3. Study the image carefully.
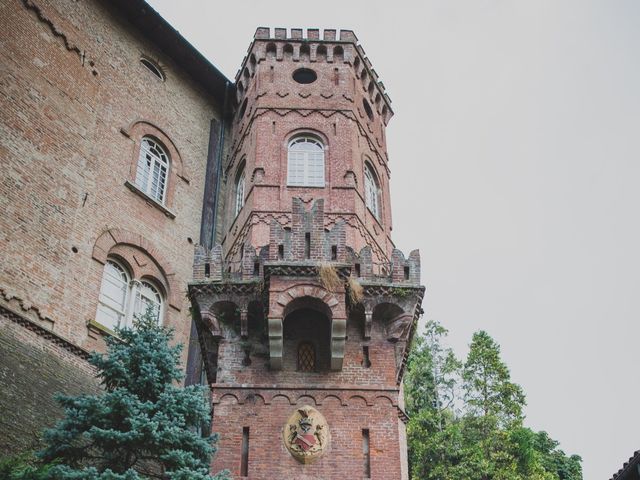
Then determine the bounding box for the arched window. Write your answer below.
[235,167,245,217]
[132,280,163,323]
[287,136,325,187]
[297,342,316,372]
[95,260,164,330]
[96,260,129,330]
[135,137,170,204]
[364,162,381,219]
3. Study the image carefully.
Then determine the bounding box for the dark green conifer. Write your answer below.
[37,310,228,480]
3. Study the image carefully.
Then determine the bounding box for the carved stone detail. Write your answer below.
[283,406,330,464]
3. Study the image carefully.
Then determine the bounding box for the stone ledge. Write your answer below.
[124,180,177,219]
[0,304,90,360]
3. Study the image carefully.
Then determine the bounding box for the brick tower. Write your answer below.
[189,27,424,479]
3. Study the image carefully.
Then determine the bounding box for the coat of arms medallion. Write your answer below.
[283,406,330,463]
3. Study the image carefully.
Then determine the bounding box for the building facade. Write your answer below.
[189,28,424,479]
[0,1,423,477]
[0,0,228,455]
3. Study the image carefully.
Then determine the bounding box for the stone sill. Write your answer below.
[124,180,176,219]
[87,318,120,339]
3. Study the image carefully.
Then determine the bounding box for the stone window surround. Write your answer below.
[120,120,189,218]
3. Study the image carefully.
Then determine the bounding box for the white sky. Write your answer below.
[146,1,640,478]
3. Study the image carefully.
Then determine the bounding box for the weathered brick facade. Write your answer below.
[0,0,227,455]
[1,2,424,476]
[189,28,424,479]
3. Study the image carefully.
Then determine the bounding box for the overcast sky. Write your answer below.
[146,1,640,478]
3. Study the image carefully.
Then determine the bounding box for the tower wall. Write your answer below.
[217,28,396,266]
[191,29,424,475]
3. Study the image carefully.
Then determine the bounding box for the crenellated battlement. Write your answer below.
[234,27,393,120]
[193,198,420,286]
[254,27,358,42]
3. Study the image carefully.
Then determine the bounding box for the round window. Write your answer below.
[292,68,317,84]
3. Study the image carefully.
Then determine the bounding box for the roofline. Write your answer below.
[103,0,232,102]
[610,450,640,480]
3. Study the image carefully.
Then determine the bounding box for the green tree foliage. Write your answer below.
[29,311,228,480]
[405,321,582,480]
[0,453,54,480]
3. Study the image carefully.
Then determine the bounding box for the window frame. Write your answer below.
[297,341,316,372]
[135,136,170,205]
[364,162,382,220]
[95,259,165,331]
[287,136,325,188]
[234,167,246,217]
[96,259,130,331]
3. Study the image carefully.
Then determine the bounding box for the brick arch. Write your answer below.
[92,228,180,310]
[270,393,294,405]
[319,393,345,406]
[271,283,343,320]
[268,283,347,371]
[295,394,318,406]
[373,395,396,407]
[244,393,266,406]
[218,393,239,405]
[347,395,369,407]
[284,127,331,152]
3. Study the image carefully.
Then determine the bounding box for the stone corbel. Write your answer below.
[201,311,223,339]
[364,308,373,340]
[330,317,347,370]
[240,306,249,338]
[386,312,413,342]
[268,317,283,369]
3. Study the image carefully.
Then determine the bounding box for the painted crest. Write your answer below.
[283,406,330,463]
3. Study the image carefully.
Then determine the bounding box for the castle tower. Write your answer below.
[189,28,424,479]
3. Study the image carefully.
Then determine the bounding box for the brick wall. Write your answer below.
[0,310,99,455]
[218,33,395,266]
[0,0,226,459]
[0,0,222,362]
[211,395,403,479]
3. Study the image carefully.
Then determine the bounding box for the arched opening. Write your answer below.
[316,44,327,62]
[212,300,241,336]
[283,43,294,59]
[373,302,407,341]
[283,296,332,372]
[362,98,374,121]
[238,97,248,120]
[299,44,310,61]
[333,45,344,63]
[266,43,277,59]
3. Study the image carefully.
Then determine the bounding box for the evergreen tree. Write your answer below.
[37,311,228,480]
[462,331,526,426]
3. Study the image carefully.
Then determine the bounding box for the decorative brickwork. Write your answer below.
[190,27,424,479]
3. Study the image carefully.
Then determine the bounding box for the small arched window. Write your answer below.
[135,137,170,204]
[364,162,381,219]
[95,260,165,330]
[132,280,163,324]
[287,136,325,187]
[96,260,129,330]
[235,167,246,217]
[297,342,316,372]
